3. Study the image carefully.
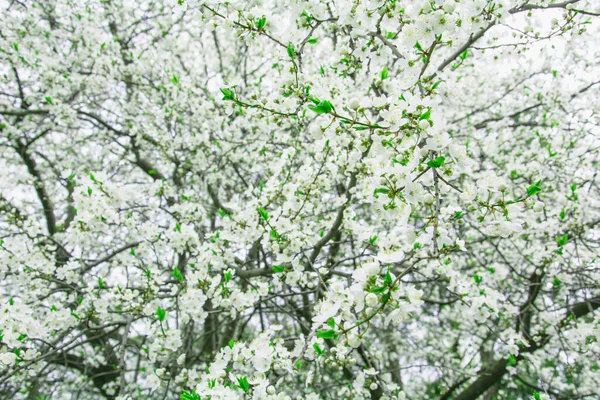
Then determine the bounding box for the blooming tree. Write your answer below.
[1,0,599,399]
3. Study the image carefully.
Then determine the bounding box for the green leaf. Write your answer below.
[553,276,562,287]
[373,188,390,198]
[419,108,431,120]
[313,343,324,355]
[316,329,336,339]
[287,42,295,59]
[427,156,445,169]
[556,234,568,247]
[237,376,250,393]
[256,16,266,30]
[526,180,542,197]
[380,66,389,80]
[559,209,566,220]
[156,306,166,322]
[369,235,378,245]
[473,274,483,284]
[180,390,201,400]
[257,207,269,221]
[326,317,336,328]
[45,96,53,105]
[307,37,318,44]
[173,267,184,282]
[459,49,468,60]
[308,100,334,114]
[220,88,235,101]
[384,270,393,286]
[97,277,104,289]
[308,96,321,105]
[382,292,390,303]
[367,286,386,294]
[507,354,517,366]
[272,265,285,273]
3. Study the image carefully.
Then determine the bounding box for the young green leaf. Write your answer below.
[220,88,235,101]
[181,390,201,400]
[373,188,390,198]
[380,66,389,80]
[526,180,542,197]
[427,156,445,168]
[272,265,285,273]
[556,234,568,247]
[369,235,378,245]
[256,16,266,30]
[313,343,324,355]
[257,207,269,221]
[237,376,250,393]
[553,276,562,287]
[316,329,336,339]
[156,306,166,322]
[173,267,184,282]
[308,100,334,114]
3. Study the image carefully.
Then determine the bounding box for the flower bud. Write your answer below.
[347,333,361,348]
[365,293,378,307]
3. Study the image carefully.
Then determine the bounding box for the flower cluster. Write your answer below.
[0,0,599,399]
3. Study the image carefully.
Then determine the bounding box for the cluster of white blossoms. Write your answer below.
[1,0,600,399]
